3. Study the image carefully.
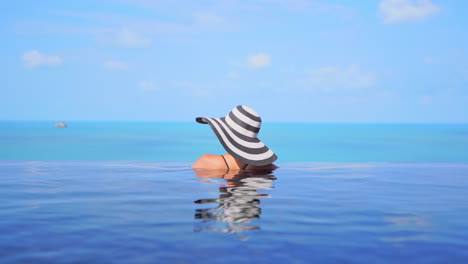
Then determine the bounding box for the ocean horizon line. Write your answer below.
[2,120,468,125]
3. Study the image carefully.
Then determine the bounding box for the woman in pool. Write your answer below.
[192,105,278,171]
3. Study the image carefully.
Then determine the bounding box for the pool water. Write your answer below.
[1,161,468,263]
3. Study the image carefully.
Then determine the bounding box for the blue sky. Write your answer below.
[1,0,467,122]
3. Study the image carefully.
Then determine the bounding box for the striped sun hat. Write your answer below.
[196,105,277,166]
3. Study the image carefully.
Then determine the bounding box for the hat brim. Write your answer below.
[196,117,208,124]
[196,117,277,166]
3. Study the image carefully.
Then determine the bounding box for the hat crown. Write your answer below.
[225,105,262,138]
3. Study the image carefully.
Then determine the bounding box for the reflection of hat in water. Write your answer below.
[196,105,277,166]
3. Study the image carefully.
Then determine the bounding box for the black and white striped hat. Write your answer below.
[196,105,277,166]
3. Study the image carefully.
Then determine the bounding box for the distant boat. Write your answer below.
[55,121,68,128]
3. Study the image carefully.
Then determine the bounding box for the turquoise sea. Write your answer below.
[2,121,468,263]
[1,121,468,162]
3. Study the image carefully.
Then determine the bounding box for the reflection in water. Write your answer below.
[193,169,277,240]
[382,211,433,242]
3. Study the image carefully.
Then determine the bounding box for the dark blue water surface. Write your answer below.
[1,161,468,263]
[1,121,468,162]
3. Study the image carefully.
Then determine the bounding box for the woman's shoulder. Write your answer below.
[192,154,226,169]
[192,153,278,171]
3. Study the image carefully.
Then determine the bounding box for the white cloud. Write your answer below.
[21,50,63,68]
[422,56,434,64]
[247,53,271,68]
[258,0,355,18]
[191,89,212,97]
[379,0,440,24]
[462,69,468,80]
[103,60,128,70]
[307,65,375,92]
[192,12,228,30]
[227,71,239,79]
[138,81,158,91]
[169,80,216,97]
[419,95,432,104]
[114,28,151,48]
